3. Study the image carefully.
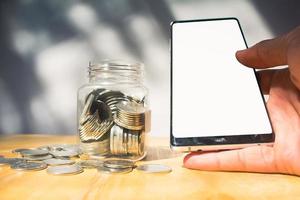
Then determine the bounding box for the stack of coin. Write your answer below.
[97,159,135,174]
[79,111,113,143]
[114,101,146,131]
[78,89,124,146]
[96,90,128,114]
[19,149,53,161]
[110,125,144,156]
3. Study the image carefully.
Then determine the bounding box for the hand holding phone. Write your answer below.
[182,20,300,176]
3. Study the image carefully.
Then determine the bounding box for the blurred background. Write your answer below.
[0,0,299,136]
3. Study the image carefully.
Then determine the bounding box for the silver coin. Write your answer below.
[116,101,146,114]
[12,148,32,154]
[11,161,47,171]
[103,159,135,169]
[20,149,49,157]
[23,154,53,161]
[37,146,51,151]
[8,158,27,165]
[47,164,83,175]
[50,150,79,158]
[49,144,80,153]
[97,165,132,174]
[77,160,104,168]
[43,158,75,166]
[135,164,172,173]
[0,157,11,166]
[0,158,26,166]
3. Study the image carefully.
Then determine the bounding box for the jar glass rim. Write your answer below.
[89,60,143,72]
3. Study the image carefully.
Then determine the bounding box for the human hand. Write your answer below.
[184,27,300,175]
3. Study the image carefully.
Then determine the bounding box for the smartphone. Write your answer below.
[170,18,274,152]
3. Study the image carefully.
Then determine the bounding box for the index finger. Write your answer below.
[236,36,288,68]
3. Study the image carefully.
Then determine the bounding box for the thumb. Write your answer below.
[236,36,288,68]
[183,146,277,173]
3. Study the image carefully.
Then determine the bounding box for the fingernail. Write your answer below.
[236,49,247,55]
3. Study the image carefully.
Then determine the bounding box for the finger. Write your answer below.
[183,146,277,173]
[256,69,277,94]
[236,36,288,68]
[287,35,300,90]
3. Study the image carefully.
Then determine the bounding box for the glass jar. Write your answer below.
[77,60,150,160]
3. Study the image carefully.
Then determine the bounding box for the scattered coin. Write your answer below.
[11,161,47,171]
[49,144,81,152]
[23,154,53,161]
[136,164,172,173]
[43,158,75,166]
[20,149,49,157]
[0,157,11,166]
[50,150,79,158]
[37,146,51,151]
[77,160,104,168]
[103,159,135,169]
[0,158,26,166]
[12,148,31,154]
[47,164,83,175]
[97,165,133,174]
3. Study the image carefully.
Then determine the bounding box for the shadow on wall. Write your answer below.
[0,0,174,135]
[251,0,300,35]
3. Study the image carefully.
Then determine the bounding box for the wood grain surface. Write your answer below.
[0,134,300,200]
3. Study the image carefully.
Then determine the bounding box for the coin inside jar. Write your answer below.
[114,101,146,131]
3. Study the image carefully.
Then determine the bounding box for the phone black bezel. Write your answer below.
[170,17,274,147]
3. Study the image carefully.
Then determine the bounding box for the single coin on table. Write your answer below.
[103,159,135,169]
[50,150,79,158]
[77,160,104,168]
[20,149,49,157]
[23,154,53,161]
[0,158,11,166]
[12,148,32,154]
[47,164,83,175]
[48,144,81,152]
[97,165,133,174]
[0,158,26,166]
[10,161,47,171]
[43,158,75,166]
[135,164,172,173]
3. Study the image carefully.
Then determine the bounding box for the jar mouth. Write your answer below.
[89,60,143,72]
[88,60,144,83]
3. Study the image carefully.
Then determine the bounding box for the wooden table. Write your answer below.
[1,134,300,200]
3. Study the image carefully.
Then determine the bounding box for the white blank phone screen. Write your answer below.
[172,19,272,138]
